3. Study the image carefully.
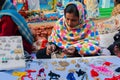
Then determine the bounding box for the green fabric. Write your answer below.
[98,7,113,18]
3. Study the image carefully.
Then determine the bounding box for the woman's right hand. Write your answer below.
[46,44,56,55]
[62,46,76,56]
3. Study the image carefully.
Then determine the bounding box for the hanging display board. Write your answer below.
[0,36,25,70]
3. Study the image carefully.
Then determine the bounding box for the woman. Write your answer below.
[0,0,34,55]
[112,0,120,16]
[36,1,100,59]
[108,31,120,57]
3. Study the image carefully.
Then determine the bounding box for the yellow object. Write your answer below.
[48,0,57,11]
[84,0,87,5]
[12,71,27,80]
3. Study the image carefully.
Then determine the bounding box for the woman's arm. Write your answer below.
[77,21,100,55]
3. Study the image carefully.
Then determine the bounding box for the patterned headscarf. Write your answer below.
[67,1,87,24]
[48,1,100,55]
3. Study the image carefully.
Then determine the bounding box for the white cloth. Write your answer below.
[99,31,118,48]
[101,48,111,56]
[28,0,40,10]
[85,0,99,18]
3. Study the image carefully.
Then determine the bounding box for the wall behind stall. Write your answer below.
[99,0,114,8]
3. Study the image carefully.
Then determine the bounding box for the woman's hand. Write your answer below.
[63,46,76,55]
[46,44,56,55]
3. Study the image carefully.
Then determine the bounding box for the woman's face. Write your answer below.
[114,45,120,57]
[65,13,79,28]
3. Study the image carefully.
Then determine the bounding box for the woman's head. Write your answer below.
[64,1,87,28]
[64,4,79,28]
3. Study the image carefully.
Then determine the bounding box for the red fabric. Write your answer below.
[19,0,28,18]
[0,15,32,54]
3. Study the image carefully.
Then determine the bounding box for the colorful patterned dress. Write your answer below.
[48,1,100,56]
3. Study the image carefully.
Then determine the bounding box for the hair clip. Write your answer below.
[17,45,22,48]
[115,67,120,72]
[93,77,101,80]
[4,48,10,51]
[15,55,20,60]
[5,44,11,47]
[36,75,46,80]
[58,61,69,67]
[91,58,106,65]
[75,63,80,68]
[10,50,14,54]
[103,61,112,66]
[7,56,14,60]
[25,70,36,80]
[37,68,46,77]
[90,64,114,76]
[51,61,57,66]
[81,59,89,64]
[20,55,25,59]
[37,60,43,66]
[90,69,101,80]
[2,57,8,63]
[76,69,86,77]
[12,40,15,42]
[1,39,6,42]
[12,71,27,80]
[71,60,76,64]
[67,72,76,80]
[14,49,22,54]
[16,39,22,43]
[8,40,11,43]
[0,53,5,57]
[90,69,99,77]
[0,47,3,50]
[48,71,60,80]
[104,74,120,80]
[25,59,33,62]
[55,64,66,71]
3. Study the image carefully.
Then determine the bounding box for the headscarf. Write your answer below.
[48,1,100,55]
[0,0,34,44]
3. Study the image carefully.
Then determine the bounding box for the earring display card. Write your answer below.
[0,36,25,70]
